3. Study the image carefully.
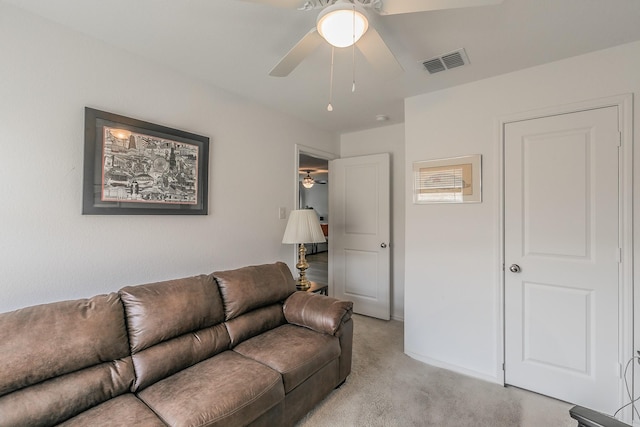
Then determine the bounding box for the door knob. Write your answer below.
[509,264,521,273]
[380,243,387,248]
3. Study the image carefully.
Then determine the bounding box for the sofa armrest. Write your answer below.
[283,292,353,336]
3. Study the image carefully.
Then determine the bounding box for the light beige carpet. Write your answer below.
[297,314,577,427]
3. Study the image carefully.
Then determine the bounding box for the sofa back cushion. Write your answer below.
[0,293,135,426]
[120,274,230,391]
[224,304,286,347]
[213,262,296,321]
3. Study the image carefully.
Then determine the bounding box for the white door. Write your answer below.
[330,153,390,320]
[504,106,621,413]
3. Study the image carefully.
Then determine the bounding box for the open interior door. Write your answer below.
[330,153,390,320]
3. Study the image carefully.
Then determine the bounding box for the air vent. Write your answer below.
[422,58,446,74]
[421,48,470,74]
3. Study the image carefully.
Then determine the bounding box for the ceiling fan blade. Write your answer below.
[378,0,503,15]
[235,0,303,9]
[269,28,323,77]
[356,26,403,76]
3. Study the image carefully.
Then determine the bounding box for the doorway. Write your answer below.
[500,97,633,416]
[297,149,333,286]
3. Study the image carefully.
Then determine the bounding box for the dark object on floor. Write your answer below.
[569,405,631,427]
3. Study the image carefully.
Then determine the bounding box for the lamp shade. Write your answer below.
[282,210,326,244]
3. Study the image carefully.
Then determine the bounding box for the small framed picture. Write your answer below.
[413,154,482,204]
[83,108,209,215]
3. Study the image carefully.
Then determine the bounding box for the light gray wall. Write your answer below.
[341,124,405,321]
[404,40,640,383]
[0,3,338,313]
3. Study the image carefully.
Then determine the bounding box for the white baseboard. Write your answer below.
[404,350,502,385]
[391,314,404,322]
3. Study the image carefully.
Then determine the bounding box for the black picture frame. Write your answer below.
[83,107,209,215]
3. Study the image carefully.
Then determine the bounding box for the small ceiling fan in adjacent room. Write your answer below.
[236,0,504,77]
[300,170,328,188]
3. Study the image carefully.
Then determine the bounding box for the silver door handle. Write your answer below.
[380,243,387,248]
[509,264,521,273]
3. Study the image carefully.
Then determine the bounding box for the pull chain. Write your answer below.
[327,46,335,112]
[352,4,356,93]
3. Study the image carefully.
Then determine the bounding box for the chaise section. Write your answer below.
[0,294,139,426]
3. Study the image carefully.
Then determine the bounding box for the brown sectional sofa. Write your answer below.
[0,262,353,427]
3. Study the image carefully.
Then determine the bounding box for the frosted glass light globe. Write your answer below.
[317,4,368,48]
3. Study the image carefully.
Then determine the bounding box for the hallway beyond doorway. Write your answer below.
[306,251,328,286]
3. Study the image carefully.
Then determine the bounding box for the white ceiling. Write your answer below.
[6,0,640,134]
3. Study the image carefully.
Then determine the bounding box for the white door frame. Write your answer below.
[496,94,633,415]
[294,144,338,287]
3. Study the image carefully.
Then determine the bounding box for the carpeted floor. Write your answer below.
[297,314,577,427]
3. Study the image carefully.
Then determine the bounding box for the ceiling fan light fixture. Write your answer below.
[317,2,369,48]
[302,171,315,188]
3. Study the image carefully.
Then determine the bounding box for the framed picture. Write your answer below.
[413,154,482,204]
[83,107,209,215]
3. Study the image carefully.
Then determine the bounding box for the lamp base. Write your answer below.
[296,277,311,291]
[295,243,311,290]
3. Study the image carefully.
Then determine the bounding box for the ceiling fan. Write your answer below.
[300,170,327,188]
[237,0,503,77]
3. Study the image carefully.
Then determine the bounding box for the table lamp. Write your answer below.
[282,209,326,290]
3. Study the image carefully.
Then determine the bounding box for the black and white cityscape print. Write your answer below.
[101,127,199,205]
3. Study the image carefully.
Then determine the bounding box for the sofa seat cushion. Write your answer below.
[137,351,284,427]
[57,394,165,427]
[233,324,340,394]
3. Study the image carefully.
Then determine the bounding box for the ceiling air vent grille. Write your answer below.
[422,58,446,74]
[421,49,470,74]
